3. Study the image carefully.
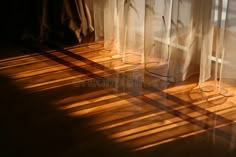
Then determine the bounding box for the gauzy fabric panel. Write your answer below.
[93,0,145,63]
[94,0,235,96]
[145,0,215,82]
[220,0,236,96]
[93,0,105,41]
[94,0,215,82]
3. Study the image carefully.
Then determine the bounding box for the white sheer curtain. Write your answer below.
[93,0,236,96]
[220,0,236,96]
[145,0,215,83]
[94,0,145,63]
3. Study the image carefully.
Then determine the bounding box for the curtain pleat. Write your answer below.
[40,0,94,42]
[94,0,145,63]
[220,0,236,96]
[93,0,105,41]
[145,0,215,82]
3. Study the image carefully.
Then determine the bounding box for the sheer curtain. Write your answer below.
[93,0,236,96]
[145,0,215,83]
[220,0,236,96]
[94,0,145,63]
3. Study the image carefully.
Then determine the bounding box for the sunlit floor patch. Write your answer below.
[1,42,236,154]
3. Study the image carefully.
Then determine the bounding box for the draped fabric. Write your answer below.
[220,0,236,96]
[94,0,145,63]
[93,0,236,96]
[145,0,215,83]
[40,0,94,42]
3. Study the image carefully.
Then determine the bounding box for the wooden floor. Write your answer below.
[0,42,236,157]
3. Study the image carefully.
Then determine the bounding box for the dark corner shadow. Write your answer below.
[0,75,132,157]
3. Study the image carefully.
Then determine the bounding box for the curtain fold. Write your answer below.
[220,0,236,96]
[41,0,94,42]
[94,0,145,63]
[93,0,235,96]
[145,0,215,83]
